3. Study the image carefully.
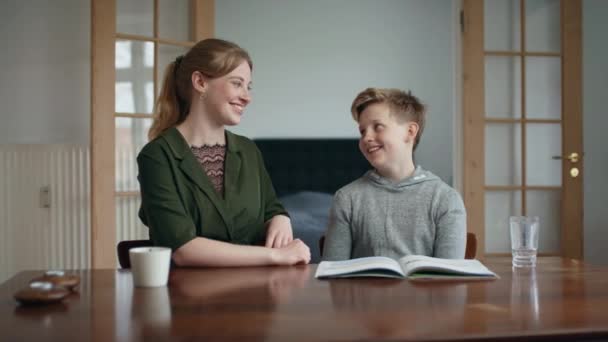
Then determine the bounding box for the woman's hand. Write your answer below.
[265,215,293,248]
[270,239,311,265]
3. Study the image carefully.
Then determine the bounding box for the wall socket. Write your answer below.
[39,186,51,208]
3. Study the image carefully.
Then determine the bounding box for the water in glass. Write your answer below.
[510,216,539,267]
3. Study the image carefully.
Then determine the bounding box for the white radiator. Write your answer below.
[116,195,149,243]
[115,144,149,243]
[0,144,91,283]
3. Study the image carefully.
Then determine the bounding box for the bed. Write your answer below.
[255,139,370,262]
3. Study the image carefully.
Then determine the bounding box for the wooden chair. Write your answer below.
[319,232,477,259]
[116,240,153,268]
[464,232,477,259]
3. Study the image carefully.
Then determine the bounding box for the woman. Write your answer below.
[138,38,310,266]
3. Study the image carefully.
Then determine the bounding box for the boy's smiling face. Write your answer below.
[357,103,415,178]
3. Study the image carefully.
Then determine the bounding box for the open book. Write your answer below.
[315,255,498,280]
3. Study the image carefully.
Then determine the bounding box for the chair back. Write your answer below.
[116,240,153,268]
[319,232,478,259]
[465,232,477,259]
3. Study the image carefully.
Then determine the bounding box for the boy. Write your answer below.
[322,88,466,261]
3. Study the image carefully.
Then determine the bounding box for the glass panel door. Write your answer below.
[483,0,562,255]
[115,1,196,244]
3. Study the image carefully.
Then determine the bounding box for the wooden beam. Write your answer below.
[485,186,561,191]
[485,51,561,57]
[520,0,527,216]
[91,0,116,268]
[192,0,215,41]
[115,113,154,119]
[485,118,562,124]
[115,33,195,47]
[462,0,486,256]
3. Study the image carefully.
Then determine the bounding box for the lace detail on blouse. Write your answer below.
[190,144,226,197]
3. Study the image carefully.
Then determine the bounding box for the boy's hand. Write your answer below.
[265,215,293,248]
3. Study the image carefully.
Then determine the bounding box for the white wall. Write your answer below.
[216,0,456,184]
[0,0,90,145]
[583,0,608,265]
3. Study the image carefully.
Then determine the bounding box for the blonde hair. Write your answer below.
[148,38,253,140]
[350,88,426,150]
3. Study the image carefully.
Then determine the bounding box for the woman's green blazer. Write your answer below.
[137,127,287,251]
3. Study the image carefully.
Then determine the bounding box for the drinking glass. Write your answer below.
[510,216,539,267]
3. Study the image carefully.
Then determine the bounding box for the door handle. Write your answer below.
[552,152,580,163]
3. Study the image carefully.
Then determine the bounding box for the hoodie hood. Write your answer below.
[365,165,440,191]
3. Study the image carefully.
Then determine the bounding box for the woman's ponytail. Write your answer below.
[148,59,186,140]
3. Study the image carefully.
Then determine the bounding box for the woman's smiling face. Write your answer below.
[203,60,252,126]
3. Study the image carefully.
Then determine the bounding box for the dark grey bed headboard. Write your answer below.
[254,139,371,196]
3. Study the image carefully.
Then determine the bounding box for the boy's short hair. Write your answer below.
[351,88,426,150]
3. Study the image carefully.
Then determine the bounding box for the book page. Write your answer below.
[315,256,405,278]
[397,255,497,278]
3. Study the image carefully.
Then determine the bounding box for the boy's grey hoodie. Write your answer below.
[322,166,467,261]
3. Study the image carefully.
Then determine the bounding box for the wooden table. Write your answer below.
[1,257,608,341]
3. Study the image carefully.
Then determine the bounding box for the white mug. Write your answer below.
[129,247,171,287]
